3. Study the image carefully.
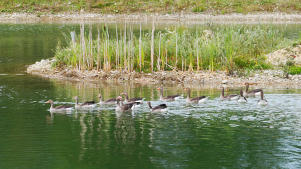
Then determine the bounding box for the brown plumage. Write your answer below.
[98,94,117,105]
[45,99,73,112]
[243,83,263,97]
[157,87,180,101]
[121,92,143,103]
[147,101,167,112]
[115,96,138,112]
[185,88,208,103]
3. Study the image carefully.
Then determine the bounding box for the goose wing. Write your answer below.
[191,96,206,101]
[128,101,142,105]
[105,98,117,103]
[129,97,143,102]
[163,96,175,101]
[55,105,73,109]
[123,102,135,111]
[227,94,238,98]
[249,89,262,93]
[153,104,167,110]
[167,94,180,99]
[80,101,95,106]
[226,94,239,100]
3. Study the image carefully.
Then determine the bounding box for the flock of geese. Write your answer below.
[45,82,268,113]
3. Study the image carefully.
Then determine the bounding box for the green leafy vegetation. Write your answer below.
[289,66,301,75]
[281,55,299,78]
[0,0,300,14]
[53,24,298,73]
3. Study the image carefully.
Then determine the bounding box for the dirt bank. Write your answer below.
[26,59,301,89]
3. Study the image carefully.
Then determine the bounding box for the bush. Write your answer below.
[289,66,301,75]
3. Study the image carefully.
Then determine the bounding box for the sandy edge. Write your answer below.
[1,12,301,24]
[26,59,301,89]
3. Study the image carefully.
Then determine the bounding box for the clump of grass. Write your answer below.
[53,24,298,73]
[289,66,301,75]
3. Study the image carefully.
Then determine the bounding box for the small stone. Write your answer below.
[221,80,228,84]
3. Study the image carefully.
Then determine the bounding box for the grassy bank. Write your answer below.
[53,24,300,74]
[0,0,300,14]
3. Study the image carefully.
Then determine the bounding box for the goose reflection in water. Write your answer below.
[115,110,136,146]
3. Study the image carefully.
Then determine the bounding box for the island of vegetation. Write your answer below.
[1,0,299,89]
[27,23,301,89]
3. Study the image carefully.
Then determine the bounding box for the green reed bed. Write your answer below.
[54,24,299,73]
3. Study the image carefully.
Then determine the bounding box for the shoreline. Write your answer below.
[1,12,301,24]
[26,59,301,89]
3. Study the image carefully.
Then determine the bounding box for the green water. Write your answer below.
[1,23,301,169]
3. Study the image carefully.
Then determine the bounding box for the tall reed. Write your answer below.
[151,19,155,72]
[54,24,298,73]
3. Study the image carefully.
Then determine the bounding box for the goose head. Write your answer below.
[45,100,53,104]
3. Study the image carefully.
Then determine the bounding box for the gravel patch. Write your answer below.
[27,58,301,89]
[266,45,301,66]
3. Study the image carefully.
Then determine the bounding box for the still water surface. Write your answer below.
[0,24,301,169]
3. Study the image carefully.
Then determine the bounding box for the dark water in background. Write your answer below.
[0,23,301,169]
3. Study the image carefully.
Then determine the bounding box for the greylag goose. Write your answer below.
[120,93,143,109]
[157,87,181,101]
[220,87,239,100]
[115,96,137,112]
[121,92,144,103]
[73,96,96,109]
[147,101,167,112]
[98,94,117,105]
[185,88,208,104]
[243,82,263,97]
[258,91,268,105]
[237,89,247,103]
[45,99,73,112]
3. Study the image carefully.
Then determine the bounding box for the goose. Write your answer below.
[243,82,263,97]
[98,94,117,105]
[147,101,167,112]
[115,96,137,112]
[157,87,181,101]
[121,92,144,103]
[237,89,247,103]
[45,99,73,112]
[185,88,208,104]
[220,87,239,100]
[258,91,268,105]
[73,96,96,109]
[120,93,143,109]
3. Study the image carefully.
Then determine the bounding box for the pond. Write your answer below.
[0,23,301,169]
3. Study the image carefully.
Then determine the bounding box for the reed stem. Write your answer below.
[151,19,155,72]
